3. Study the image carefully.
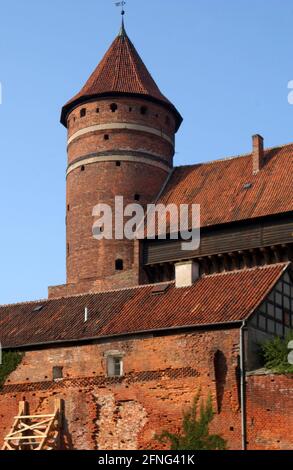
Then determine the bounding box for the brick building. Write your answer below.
[0,20,293,450]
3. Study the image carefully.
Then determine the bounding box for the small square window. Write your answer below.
[53,366,63,380]
[107,356,123,377]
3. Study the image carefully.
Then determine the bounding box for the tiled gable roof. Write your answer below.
[157,143,293,231]
[0,264,288,349]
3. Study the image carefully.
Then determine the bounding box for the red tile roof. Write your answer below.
[61,28,182,129]
[156,143,293,232]
[0,264,288,349]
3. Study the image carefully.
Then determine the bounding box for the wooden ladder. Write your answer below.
[2,399,63,450]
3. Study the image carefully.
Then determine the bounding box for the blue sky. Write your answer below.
[0,0,292,304]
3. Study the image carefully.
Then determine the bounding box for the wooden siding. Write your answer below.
[143,215,293,266]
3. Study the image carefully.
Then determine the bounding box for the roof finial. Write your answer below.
[115,1,127,37]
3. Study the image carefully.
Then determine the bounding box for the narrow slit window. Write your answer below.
[81,165,85,172]
[80,108,86,118]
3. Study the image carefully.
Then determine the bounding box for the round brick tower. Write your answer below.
[60,21,182,294]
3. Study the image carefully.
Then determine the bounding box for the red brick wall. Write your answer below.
[0,330,242,450]
[246,372,293,450]
[63,96,176,293]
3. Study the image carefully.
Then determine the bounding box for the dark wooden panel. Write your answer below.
[143,215,293,265]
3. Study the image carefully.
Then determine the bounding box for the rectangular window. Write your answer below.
[53,366,63,380]
[107,356,123,377]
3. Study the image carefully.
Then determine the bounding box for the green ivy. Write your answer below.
[155,391,227,450]
[0,351,24,389]
[261,331,293,374]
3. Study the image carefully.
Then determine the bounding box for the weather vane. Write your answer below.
[115,1,126,17]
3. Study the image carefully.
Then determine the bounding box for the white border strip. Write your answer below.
[67,154,171,176]
[67,122,174,146]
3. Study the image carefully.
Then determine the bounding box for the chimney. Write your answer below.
[175,261,200,288]
[252,134,264,174]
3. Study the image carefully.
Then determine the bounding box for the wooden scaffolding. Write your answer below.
[2,399,63,451]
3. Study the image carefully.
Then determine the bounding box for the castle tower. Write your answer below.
[58,21,182,296]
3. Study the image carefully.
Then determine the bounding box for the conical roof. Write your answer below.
[61,25,182,129]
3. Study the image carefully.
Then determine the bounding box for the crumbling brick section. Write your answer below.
[94,393,148,450]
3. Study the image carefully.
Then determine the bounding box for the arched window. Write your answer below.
[80,108,86,118]
[110,103,118,113]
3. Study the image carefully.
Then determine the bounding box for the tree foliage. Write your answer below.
[156,391,227,450]
[261,331,293,374]
[0,351,24,388]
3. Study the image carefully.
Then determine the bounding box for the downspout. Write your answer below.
[240,320,247,450]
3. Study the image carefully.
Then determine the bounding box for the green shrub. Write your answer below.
[155,391,227,450]
[0,351,24,388]
[261,331,293,374]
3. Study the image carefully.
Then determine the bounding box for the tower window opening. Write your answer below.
[104,134,110,141]
[67,243,70,256]
[134,194,140,201]
[116,161,121,167]
[67,205,70,212]
[80,108,86,118]
[81,165,85,172]
[110,103,118,113]
[96,107,100,113]
[140,106,148,115]
[115,259,124,271]
[129,107,132,112]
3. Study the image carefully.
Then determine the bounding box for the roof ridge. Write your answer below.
[203,262,289,279]
[175,141,293,169]
[0,281,173,308]
[1,264,288,309]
